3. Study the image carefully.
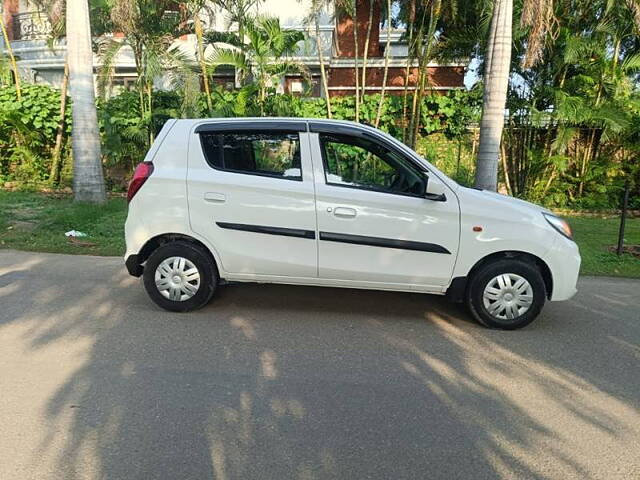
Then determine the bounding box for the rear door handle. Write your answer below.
[204,192,226,203]
[332,207,357,218]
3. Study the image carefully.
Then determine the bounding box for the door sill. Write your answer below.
[222,273,445,295]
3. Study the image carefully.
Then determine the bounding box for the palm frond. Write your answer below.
[96,38,125,98]
[205,46,249,71]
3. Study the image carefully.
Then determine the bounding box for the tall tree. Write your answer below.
[305,0,333,117]
[360,0,374,103]
[214,0,263,85]
[97,1,196,146]
[206,15,307,115]
[0,10,21,99]
[66,0,106,203]
[32,0,69,186]
[374,0,393,127]
[474,0,512,191]
[193,3,213,115]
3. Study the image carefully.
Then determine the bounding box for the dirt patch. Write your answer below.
[608,245,640,258]
[7,220,38,231]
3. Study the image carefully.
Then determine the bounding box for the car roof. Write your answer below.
[184,117,389,138]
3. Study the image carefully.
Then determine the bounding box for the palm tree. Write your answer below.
[66,0,106,202]
[31,0,68,186]
[408,0,442,149]
[350,0,360,121]
[0,9,21,99]
[475,0,638,192]
[400,0,416,143]
[360,0,375,104]
[191,1,214,115]
[333,0,360,121]
[97,0,197,146]
[214,0,263,85]
[206,15,307,115]
[374,0,393,127]
[474,0,512,191]
[305,0,333,117]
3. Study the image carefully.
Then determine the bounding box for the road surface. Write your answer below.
[0,250,639,479]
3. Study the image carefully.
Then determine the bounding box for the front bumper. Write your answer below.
[546,234,581,301]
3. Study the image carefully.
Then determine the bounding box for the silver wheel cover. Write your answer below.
[482,273,534,320]
[155,256,201,301]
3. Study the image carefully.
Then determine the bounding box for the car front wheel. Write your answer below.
[466,258,546,330]
[143,241,218,312]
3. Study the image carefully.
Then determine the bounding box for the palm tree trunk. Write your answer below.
[67,0,106,203]
[360,0,374,104]
[146,82,154,144]
[407,10,427,148]
[352,0,360,122]
[0,13,21,100]
[475,0,512,191]
[50,61,69,187]
[410,0,440,149]
[132,43,147,133]
[401,0,416,143]
[314,13,332,118]
[194,14,213,115]
[374,0,392,128]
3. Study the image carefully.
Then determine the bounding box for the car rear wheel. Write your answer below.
[143,241,218,312]
[466,258,546,330]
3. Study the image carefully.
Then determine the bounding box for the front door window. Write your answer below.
[319,133,425,196]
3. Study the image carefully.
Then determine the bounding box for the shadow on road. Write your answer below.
[0,251,638,479]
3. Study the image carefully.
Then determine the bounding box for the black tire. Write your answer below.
[465,258,546,330]
[143,241,218,312]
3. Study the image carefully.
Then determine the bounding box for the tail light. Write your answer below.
[127,162,154,203]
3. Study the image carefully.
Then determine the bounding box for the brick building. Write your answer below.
[1,0,466,96]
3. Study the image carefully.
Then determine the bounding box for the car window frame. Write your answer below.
[317,132,428,198]
[198,129,305,182]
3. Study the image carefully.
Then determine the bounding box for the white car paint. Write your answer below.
[125,118,580,302]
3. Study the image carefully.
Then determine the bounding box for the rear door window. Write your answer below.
[200,131,302,180]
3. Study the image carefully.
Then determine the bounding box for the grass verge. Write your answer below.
[1,191,639,277]
[0,191,126,256]
[569,215,640,277]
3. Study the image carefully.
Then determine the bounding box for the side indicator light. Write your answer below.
[473,226,483,232]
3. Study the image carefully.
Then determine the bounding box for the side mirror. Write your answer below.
[424,176,447,202]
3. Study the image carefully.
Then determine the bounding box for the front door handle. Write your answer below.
[333,207,357,218]
[204,192,226,203]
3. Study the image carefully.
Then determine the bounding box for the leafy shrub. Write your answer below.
[0,84,70,186]
[99,90,182,171]
[204,86,481,140]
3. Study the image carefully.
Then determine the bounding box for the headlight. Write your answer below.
[543,213,573,241]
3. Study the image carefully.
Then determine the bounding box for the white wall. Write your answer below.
[208,0,334,31]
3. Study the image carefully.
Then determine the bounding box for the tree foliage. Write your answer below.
[0,85,71,185]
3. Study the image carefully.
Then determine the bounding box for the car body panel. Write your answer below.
[124,117,581,303]
[186,122,318,278]
[308,131,460,288]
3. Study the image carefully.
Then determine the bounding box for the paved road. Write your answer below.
[0,250,639,480]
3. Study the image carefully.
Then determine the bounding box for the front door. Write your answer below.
[187,122,317,278]
[309,129,460,289]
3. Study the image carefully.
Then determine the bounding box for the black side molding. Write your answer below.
[216,222,316,239]
[319,232,451,254]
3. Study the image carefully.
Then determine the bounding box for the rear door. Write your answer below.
[309,123,460,289]
[187,121,318,278]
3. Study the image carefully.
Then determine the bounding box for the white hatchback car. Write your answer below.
[124,118,580,329]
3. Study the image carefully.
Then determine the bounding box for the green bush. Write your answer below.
[0,84,70,186]
[205,86,481,141]
[99,90,182,171]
